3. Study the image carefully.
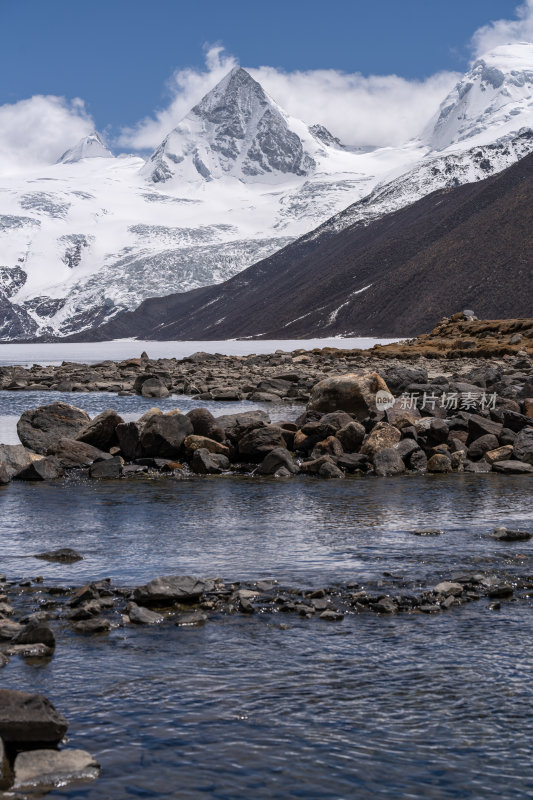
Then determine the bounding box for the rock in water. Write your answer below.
[0,444,32,479]
[17,403,90,455]
[34,548,83,563]
[0,690,68,745]
[76,409,124,450]
[139,413,193,458]
[13,748,100,791]
[133,575,210,606]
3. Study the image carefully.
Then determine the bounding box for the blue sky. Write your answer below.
[0,0,522,128]
[0,0,532,170]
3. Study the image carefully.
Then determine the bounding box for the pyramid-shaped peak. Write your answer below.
[141,66,319,184]
[58,131,114,164]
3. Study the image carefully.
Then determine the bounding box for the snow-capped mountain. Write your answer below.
[428,42,533,150]
[58,132,114,164]
[1,44,533,341]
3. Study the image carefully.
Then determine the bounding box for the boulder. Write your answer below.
[484,445,514,465]
[381,365,428,393]
[373,448,406,477]
[300,455,335,474]
[318,461,344,479]
[12,620,55,649]
[336,453,369,472]
[191,449,230,475]
[514,427,533,465]
[360,422,401,458]
[48,439,111,468]
[256,447,298,476]
[308,372,391,419]
[502,409,531,433]
[125,603,164,624]
[186,408,225,442]
[183,435,230,456]
[13,749,100,792]
[238,425,286,461]
[311,436,343,459]
[407,449,428,472]
[18,455,63,481]
[77,409,124,450]
[141,377,170,398]
[116,421,143,461]
[0,444,33,479]
[491,527,531,541]
[427,454,452,473]
[336,421,365,452]
[0,690,68,745]
[467,414,502,442]
[17,403,90,455]
[467,434,500,461]
[133,575,210,606]
[140,413,193,458]
[493,460,533,474]
[215,410,270,443]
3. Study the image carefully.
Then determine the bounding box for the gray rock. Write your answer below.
[0,444,32,479]
[373,447,406,477]
[308,372,391,418]
[215,410,270,443]
[17,402,90,455]
[0,689,68,745]
[491,526,531,541]
[464,460,493,473]
[18,455,63,481]
[141,377,170,398]
[89,455,123,479]
[467,414,502,441]
[336,421,366,452]
[493,460,533,474]
[434,581,463,596]
[13,748,100,791]
[72,617,112,634]
[77,409,124,450]
[408,449,428,472]
[126,602,164,624]
[318,461,344,479]
[336,453,369,472]
[467,433,500,461]
[133,575,210,606]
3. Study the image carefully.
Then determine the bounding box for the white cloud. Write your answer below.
[471,0,533,56]
[119,45,460,150]
[0,95,94,175]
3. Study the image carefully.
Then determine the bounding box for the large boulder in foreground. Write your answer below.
[17,403,90,455]
[0,689,68,745]
[48,439,111,468]
[133,575,210,606]
[308,373,391,419]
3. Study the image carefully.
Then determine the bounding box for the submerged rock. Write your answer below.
[13,748,100,791]
[34,547,83,563]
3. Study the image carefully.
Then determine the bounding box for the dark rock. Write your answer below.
[34,548,83,563]
[336,453,369,472]
[0,689,68,745]
[116,421,143,461]
[18,456,63,481]
[464,460,493,473]
[487,584,514,599]
[72,618,112,634]
[467,434,500,461]
[125,603,164,624]
[394,439,420,460]
[133,575,210,606]
[373,447,406,477]
[48,438,111,468]
[17,402,90,455]
[256,447,298,475]
[318,461,344,479]
[502,409,532,433]
[491,527,531,541]
[12,620,55,649]
[77,409,124,450]
[336,421,365,452]
[408,449,428,472]
[427,454,452,473]
[186,408,225,442]
[175,610,208,626]
[238,425,286,460]
[216,410,270,443]
[467,414,502,441]
[140,412,193,458]
[89,456,123,479]
[429,419,449,444]
[514,427,533,465]
[191,448,229,474]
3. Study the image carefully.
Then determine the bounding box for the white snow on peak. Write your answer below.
[427,41,533,151]
[141,67,350,185]
[58,131,114,164]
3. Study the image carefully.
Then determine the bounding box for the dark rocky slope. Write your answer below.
[68,151,533,341]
